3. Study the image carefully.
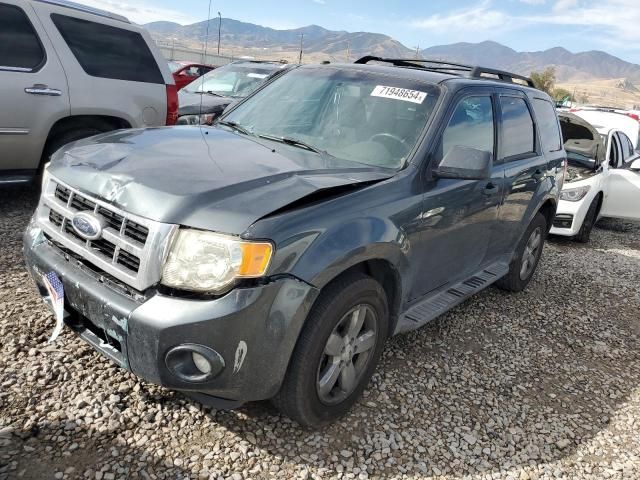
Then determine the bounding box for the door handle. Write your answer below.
[532,169,545,181]
[25,85,62,96]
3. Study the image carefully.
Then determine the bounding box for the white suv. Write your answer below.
[0,0,177,185]
[550,110,640,242]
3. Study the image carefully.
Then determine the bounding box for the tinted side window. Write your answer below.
[500,96,535,159]
[440,96,495,160]
[619,132,634,161]
[532,98,562,152]
[0,4,44,71]
[51,14,163,84]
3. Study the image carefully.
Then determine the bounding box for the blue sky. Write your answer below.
[81,0,640,63]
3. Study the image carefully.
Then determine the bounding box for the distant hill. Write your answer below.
[421,41,640,83]
[144,19,640,83]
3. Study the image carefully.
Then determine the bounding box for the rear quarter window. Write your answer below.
[532,98,562,153]
[51,14,163,84]
[0,4,45,71]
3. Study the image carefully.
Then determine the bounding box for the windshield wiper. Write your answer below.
[218,121,252,136]
[199,90,224,97]
[257,134,325,154]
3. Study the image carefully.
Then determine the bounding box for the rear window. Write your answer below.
[532,98,562,152]
[0,4,44,71]
[500,96,535,159]
[51,14,163,84]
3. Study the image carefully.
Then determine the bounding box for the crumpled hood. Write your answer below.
[49,127,392,234]
[178,90,233,115]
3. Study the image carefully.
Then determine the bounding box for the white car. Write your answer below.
[550,111,640,242]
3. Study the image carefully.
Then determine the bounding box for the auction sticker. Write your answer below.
[371,85,427,104]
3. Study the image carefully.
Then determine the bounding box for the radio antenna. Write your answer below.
[198,0,213,122]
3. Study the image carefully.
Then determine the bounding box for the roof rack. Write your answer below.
[34,0,130,23]
[354,56,536,88]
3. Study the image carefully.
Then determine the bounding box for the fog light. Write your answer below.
[165,344,225,382]
[192,351,212,374]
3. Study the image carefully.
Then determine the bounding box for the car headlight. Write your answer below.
[560,185,591,202]
[176,113,217,126]
[162,230,273,293]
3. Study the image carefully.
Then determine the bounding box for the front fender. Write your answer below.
[287,216,410,289]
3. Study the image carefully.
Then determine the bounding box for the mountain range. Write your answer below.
[144,18,640,83]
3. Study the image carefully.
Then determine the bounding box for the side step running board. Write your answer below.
[396,262,509,333]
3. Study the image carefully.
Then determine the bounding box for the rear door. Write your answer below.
[31,3,170,127]
[0,0,68,175]
[495,91,551,254]
[600,132,640,220]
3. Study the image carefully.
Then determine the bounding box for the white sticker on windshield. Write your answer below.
[371,85,427,104]
[247,73,268,79]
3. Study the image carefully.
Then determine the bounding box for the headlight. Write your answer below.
[162,230,273,293]
[176,113,217,126]
[560,185,591,202]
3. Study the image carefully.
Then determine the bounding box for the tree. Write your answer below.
[530,67,556,96]
[552,87,574,104]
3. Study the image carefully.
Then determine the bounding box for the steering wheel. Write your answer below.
[369,133,406,152]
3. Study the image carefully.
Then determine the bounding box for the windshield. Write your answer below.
[168,61,182,73]
[222,66,440,169]
[183,63,279,97]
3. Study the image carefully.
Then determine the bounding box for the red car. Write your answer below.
[168,61,216,90]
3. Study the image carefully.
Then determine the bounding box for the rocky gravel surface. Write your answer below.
[1,186,639,480]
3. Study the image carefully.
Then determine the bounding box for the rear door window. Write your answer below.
[532,98,562,152]
[51,14,163,84]
[500,96,536,159]
[0,4,45,71]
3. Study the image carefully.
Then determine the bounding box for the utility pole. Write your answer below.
[217,12,222,55]
[346,40,350,62]
[414,45,420,59]
[299,33,304,64]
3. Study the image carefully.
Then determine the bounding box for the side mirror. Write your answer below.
[631,158,640,171]
[433,145,492,180]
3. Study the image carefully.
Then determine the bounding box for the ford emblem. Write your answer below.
[71,212,103,240]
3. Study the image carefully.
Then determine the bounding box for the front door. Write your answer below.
[601,132,640,220]
[0,0,68,176]
[410,90,503,300]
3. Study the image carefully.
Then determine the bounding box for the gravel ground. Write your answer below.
[1,186,639,480]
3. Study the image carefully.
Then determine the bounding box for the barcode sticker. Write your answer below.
[371,85,427,104]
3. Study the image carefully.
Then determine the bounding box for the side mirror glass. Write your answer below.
[433,145,492,180]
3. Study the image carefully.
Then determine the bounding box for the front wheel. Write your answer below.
[273,273,388,428]
[574,196,600,243]
[495,212,547,292]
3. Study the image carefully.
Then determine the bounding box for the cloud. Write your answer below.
[411,1,511,33]
[75,0,199,25]
[411,0,640,54]
[312,0,326,4]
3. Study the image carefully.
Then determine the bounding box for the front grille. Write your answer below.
[36,176,176,291]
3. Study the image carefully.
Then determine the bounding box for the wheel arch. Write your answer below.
[41,115,132,163]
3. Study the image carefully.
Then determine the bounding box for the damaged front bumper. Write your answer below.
[23,221,319,407]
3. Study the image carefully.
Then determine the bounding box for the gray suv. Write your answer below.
[0,0,176,185]
[24,57,565,427]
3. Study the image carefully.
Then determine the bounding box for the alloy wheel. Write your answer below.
[520,227,542,280]
[316,304,378,405]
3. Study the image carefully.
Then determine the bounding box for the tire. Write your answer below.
[495,212,547,292]
[574,196,600,243]
[273,273,388,428]
[43,123,112,161]
[35,120,115,187]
